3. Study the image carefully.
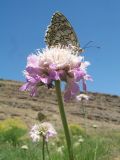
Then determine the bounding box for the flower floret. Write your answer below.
[20,46,91,101]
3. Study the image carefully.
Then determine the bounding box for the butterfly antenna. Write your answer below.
[82,41,100,49]
[82,41,93,49]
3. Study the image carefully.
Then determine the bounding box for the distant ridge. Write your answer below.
[0,79,120,129]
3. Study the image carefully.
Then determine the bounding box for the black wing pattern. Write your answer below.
[45,12,83,54]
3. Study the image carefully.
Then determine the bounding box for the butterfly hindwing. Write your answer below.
[45,12,80,52]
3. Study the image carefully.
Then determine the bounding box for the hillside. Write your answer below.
[0,79,120,130]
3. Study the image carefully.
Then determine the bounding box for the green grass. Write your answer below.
[0,129,120,160]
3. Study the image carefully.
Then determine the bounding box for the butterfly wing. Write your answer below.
[45,12,82,53]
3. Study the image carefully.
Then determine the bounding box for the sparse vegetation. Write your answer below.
[0,80,120,159]
[0,124,120,160]
[0,118,27,146]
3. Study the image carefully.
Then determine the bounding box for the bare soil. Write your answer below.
[0,79,120,130]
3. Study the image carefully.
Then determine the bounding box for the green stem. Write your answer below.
[94,139,98,160]
[94,129,98,160]
[46,142,51,160]
[55,80,74,160]
[42,136,45,160]
[82,102,87,135]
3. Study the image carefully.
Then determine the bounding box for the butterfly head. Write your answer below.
[79,48,84,53]
[69,45,84,55]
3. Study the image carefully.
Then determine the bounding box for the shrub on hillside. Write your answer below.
[69,124,85,136]
[0,118,28,146]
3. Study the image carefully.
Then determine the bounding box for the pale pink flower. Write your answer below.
[20,46,92,101]
[30,122,57,142]
[76,94,89,101]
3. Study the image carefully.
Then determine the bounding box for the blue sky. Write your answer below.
[0,0,120,95]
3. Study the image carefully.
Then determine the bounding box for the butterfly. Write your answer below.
[45,12,84,55]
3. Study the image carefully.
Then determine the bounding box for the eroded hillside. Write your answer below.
[0,79,120,130]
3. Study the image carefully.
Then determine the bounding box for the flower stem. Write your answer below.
[46,142,51,160]
[82,101,87,135]
[42,136,45,160]
[55,80,74,160]
[94,128,98,160]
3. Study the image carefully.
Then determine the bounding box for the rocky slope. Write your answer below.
[0,79,120,130]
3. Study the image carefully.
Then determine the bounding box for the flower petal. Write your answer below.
[64,80,80,102]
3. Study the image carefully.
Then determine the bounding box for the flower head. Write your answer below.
[76,94,89,101]
[57,145,64,154]
[92,124,98,129]
[30,122,57,142]
[21,145,28,150]
[20,46,92,101]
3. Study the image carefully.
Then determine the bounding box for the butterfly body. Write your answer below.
[45,12,84,55]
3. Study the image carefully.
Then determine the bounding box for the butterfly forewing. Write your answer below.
[45,12,82,54]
